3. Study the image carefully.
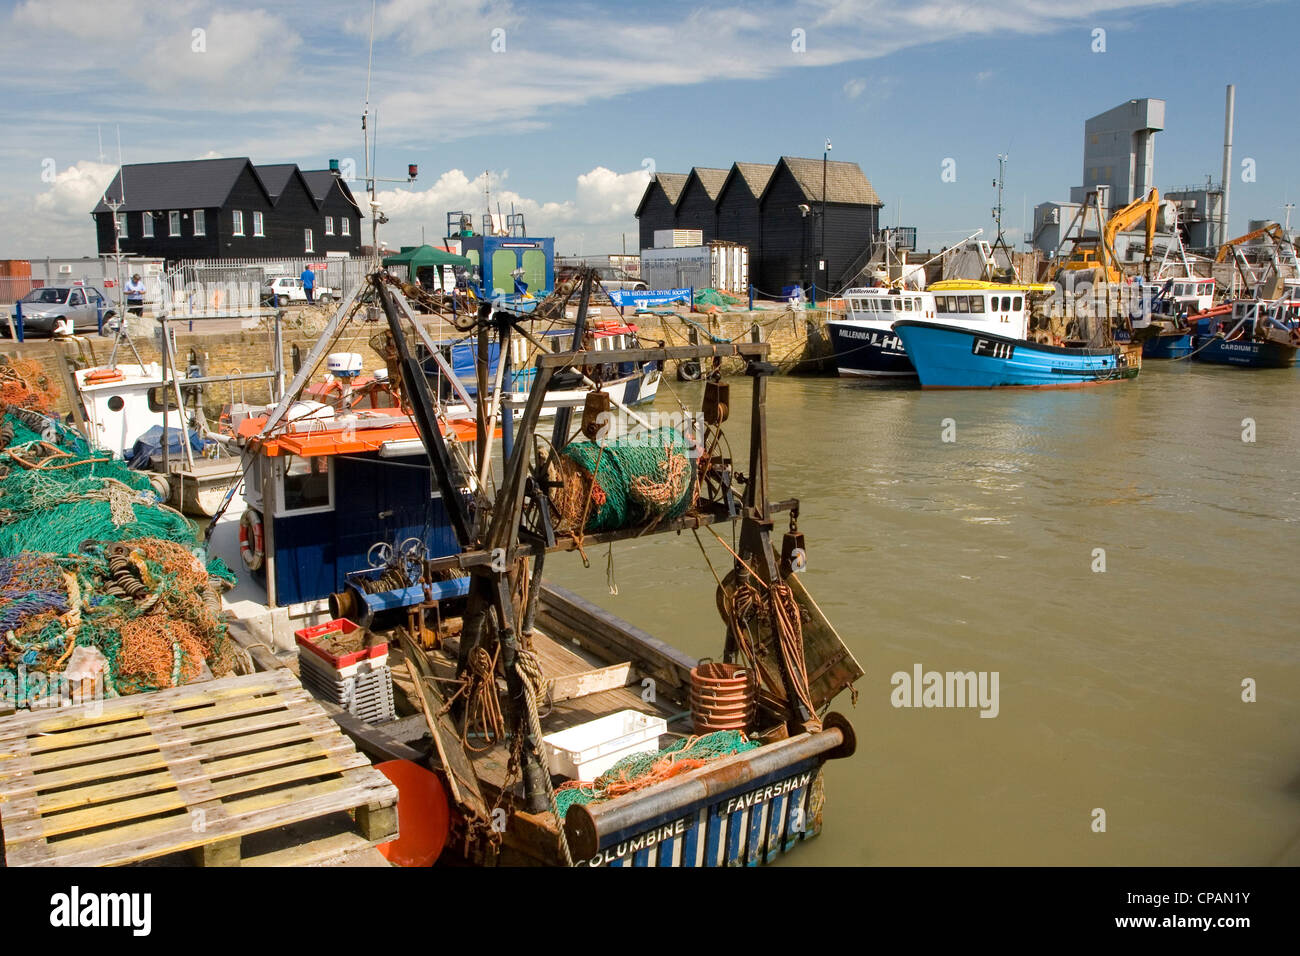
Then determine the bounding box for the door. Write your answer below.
[66,288,88,331]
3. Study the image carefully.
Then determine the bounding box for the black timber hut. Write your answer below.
[635,172,688,251]
[756,156,881,296]
[672,167,729,242]
[93,157,363,261]
[715,161,775,266]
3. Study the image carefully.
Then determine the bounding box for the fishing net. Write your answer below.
[693,288,742,311]
[552,427,696,533]
[0,359,59,412]
[554,729,761,818]
[0,403,234,705]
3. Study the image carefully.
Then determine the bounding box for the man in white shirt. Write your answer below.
[125,274,146,317]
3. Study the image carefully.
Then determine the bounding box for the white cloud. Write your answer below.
[373,165,650,255]
[843,78,868,99]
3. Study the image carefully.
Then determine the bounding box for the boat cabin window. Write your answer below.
[282,456,331,512]
[971,296,985,313]
[880,298,893,311]
[1013,296,1023,311]
[956,297,969,313]
[1000,296,1011,311]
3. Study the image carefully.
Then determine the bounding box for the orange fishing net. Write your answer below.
[0,359,59,412]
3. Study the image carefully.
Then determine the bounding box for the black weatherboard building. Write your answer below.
[635,172,688,251]
[637,156,882,296]
[673,167,729,242]
[92,157,363,262]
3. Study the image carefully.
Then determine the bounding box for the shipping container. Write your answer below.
[641,242,749,293]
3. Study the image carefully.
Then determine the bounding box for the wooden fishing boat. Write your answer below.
[208,270,861,867]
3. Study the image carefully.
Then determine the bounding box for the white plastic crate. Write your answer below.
[542,710,667,782]
[297,650,396,724]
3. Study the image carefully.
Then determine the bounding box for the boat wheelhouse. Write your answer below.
[826,288,936,378]
[1190,299,1298,368]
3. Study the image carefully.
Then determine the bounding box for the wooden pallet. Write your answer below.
[0,670,398,867]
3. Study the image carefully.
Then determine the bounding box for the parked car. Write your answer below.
[261,276,336,305]
[5,286,118,337]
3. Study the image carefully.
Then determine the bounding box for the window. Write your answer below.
[341,218,351,237]
[232,210,244,236]
[253,211,264,237]
[115,213,128,238]
[880,298,893,311]
[1000,296,1011,312]
[68,289,85,307]
[325,216,334,235]
[304,228,314,253]
[193,209,205,236]
[142,214,154,238]
[957,296,970,313]
[1013,296,1023,311]
[147,388,180,413]
[283,456,330,512]
[969,295,984,313]
[168,211,181,236]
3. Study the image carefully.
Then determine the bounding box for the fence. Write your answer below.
[162,256,372,317]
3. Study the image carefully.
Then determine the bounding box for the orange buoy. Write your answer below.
[84,367,125,384]
[375,760,451,867]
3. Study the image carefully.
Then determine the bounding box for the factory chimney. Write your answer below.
[1220,84,1235,246]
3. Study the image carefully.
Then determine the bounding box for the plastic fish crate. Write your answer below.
[295,618,389,678]
[297,643,396,724]
[542,710,667,782]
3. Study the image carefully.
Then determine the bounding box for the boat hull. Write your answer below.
[826,320,916,378]
[1191,336,1297,368]
[893,321,1140,389]
[1140,330,1193,359]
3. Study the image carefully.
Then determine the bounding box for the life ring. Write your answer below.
[677,360,702,382]
[84,367,125,384]
[239,509,264,571]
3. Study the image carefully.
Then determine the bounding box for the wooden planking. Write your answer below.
[549,662,635,703]
[0,670,397,867]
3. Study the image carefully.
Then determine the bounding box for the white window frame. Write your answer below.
[304,228,314,253]
[274,456,335,517]
[115,213,128,238]
[341,217,351,236]
[253,211,265,237]
[168,210,181,236]
[141,214,154,238]
[232,210,244,236]
[193,209,206,236]
[325,216,334,235]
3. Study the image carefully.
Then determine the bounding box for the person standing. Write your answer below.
[125,273,146,317]
[300,266,316,305]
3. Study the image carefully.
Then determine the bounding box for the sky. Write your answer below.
[1,0,1297,259]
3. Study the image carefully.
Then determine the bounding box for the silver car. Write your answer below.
[7,286,118,337]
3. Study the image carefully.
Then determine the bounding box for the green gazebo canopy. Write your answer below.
[382,244,472,270]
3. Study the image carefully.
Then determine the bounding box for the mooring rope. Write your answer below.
[515,647,574,866]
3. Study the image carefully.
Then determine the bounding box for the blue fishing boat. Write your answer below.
[1190,300,1298,368]
[893,320,1141,388]
[1139,328,1194,359]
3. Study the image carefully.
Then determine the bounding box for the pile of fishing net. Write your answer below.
[0,407,238,704]
[0,357,59,413]
[550,426,696,533]
[693,288,742,312]
[554,730,761,817]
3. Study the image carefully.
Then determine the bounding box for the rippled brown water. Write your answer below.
[546,362,1300,865]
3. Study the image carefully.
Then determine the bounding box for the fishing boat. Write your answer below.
[203,270,861,867]
[1132,277,1216,359]
[826,288,937,378]
[891,279,1141,388]
[1189,299,1299,368]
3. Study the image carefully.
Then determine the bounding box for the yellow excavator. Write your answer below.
[1215,222,1300,299]
[1057,187,1162,285]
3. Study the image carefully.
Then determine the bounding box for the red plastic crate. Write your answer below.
[294,619,388,670]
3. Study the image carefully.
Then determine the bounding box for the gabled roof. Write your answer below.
[93,158,266,213]
[302,170,363,214]
[762,156,881,206]
[682,167,729,202]
[254,164,298,200]
[717,162,776,204]
[635,172,689,217]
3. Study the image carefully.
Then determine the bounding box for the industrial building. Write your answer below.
[636,157,882,296]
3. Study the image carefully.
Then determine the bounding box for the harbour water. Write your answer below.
[547,363,1300,865]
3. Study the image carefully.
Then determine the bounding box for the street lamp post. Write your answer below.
[821,139,831,294]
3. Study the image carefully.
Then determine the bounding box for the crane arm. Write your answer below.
[1215,222,1288,262]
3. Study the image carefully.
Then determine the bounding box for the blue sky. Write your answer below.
[1,0,1296,258]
